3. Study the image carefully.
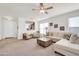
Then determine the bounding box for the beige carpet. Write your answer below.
[0,38,60,56]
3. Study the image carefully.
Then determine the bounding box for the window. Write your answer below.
[69,17,79,35]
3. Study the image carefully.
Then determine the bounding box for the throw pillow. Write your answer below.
[63,33,71,40]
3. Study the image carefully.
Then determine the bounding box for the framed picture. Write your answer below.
[60,26,65,31]
[49,23,53,26]
[54,24,58,28]
[28,22,35,30]
[32,22,35,30]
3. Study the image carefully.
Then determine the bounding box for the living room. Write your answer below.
[0,3,79,56]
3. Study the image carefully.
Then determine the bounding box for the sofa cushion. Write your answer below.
[52,32,59,37]
[46,32,53,36]
[50,36,63,42]
[32,32,40,38]
[53,32,63,38]
[52,32,71,39]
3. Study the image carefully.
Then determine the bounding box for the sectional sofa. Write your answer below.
[47,32,79,56]
[46,32,71,42]
[23,31,40,40]
[53,39,79,56]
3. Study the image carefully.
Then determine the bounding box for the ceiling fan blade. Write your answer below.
[40,3,43,7]
[45,6,53,10]
[32,9,39,11]
[45,11,48,14]
[32,9,36,11]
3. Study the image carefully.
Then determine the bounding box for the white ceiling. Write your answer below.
[0,3,79,21]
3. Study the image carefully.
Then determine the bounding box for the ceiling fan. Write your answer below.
[32,3,53,14]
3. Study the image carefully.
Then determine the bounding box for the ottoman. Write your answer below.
[37,37,53,48]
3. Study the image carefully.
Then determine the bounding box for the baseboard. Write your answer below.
[4,37,17,39]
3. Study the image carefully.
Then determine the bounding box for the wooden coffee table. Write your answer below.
[37,37,53,48]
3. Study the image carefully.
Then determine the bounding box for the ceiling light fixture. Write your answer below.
[32,3,53,14]
[40,10,45,13]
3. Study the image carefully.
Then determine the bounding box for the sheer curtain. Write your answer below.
[39,23,48,35]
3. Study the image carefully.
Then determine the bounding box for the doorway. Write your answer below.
[2,16,18,39]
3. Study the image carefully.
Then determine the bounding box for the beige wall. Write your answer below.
[38,9,79,32]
